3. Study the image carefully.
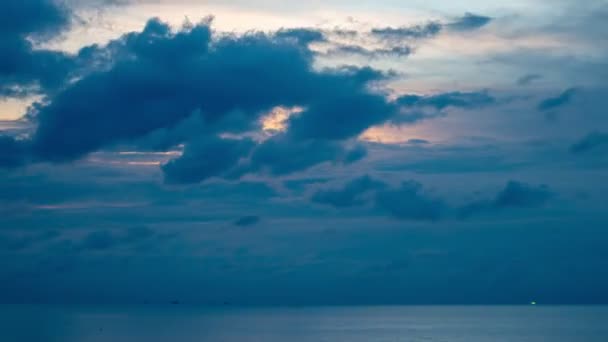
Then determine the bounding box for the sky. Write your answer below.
[0,0,607,306]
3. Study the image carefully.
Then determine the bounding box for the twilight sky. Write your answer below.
[1,0,607,305]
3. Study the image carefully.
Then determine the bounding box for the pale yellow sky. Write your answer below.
[0,97,38,121]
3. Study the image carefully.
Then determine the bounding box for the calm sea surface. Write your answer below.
[2,305,607,342]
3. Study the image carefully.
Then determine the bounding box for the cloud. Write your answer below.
[331,28,359,38]
[27,20,394,160]
[396,91,496,110]
[312,175,386,208]
[0,0,76,97]
[494,181,554,208]
[132,111,207,152]
[284,67,397,141]
[407,139,430,145]
[274,28,326,44]
[1,15,500,182]
[516,74,542,86]
[162,137,255,184]
[243,134,344,175]
[1,18,427,181]
[537,87,577,111]
[570,131,608,154]
[234,215,261,227]
[325,44,412,58]
[371,22,442,41]
[387,91,496,124]
[369,12,490,44]
[1,2,608,308]
[460,181,554,217]
[447,13,492,31]
[375,181,446,221]
[0,0,70,38]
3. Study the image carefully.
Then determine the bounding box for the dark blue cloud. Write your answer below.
[274,28,326,44]
[570,131,608,154]
[407,139,430,145]
[387,91,495,125]
[312,175,386,208]
[311,175,556,221]
[447,13,492,31]
[131,111,208,152]
[537,87,577,111]
[517,73,542,86]
[370,12,490,43]
[397,91,496,110]
[285,67,396,141]
[234,215,261,227]
[460,181,554,217]
[247,135,345,175]
[30,20,213,161]
[0,38,75,97]
[325,44,412,58]
[2,19,424,181]
[0,0,70,38]
[1,17,502,183]
[162,137,255,184]
[0,0,75,97]
[371,22,442,41]
[375,181,446,221]
[495,181,554,208]
[332,28,358,38]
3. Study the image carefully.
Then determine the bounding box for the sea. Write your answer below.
[2,305,607,341]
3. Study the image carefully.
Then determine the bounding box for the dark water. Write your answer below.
[2,305,607,342]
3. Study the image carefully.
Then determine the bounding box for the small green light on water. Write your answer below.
[530,301,537,305]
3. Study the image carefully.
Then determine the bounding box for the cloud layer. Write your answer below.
[1,0,607,307]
